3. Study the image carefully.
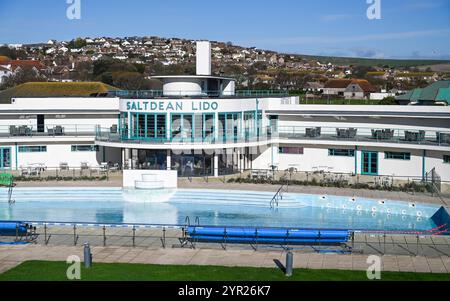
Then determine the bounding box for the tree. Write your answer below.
[68,38,87,49]
[0,66,47,90]
[0,46,27,60]
[111,71,155,90]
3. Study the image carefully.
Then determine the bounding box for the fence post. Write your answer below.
[103,226,106,247]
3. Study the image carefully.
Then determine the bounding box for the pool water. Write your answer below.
[0,188,442,232]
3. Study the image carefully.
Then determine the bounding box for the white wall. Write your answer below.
[196,41,211,76]
[276,146,355,173]
[15,143,103,169]
[253,145,450,182]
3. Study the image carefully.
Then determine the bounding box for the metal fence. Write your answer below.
[2,221,448,257]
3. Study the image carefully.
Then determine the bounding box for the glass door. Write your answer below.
[361,151,378,175]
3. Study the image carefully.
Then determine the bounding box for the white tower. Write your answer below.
[196,41,211,76]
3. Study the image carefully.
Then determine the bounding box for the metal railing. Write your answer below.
[95,127,269,145]
[270,182,288,209]
[108,89,289,99]
[278,125,450,147]
[0,124,99,138]
[2,220,448,256]
[96,125,450,147]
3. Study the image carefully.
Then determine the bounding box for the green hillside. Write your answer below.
[298,54,450,68]
[0,82,119,103]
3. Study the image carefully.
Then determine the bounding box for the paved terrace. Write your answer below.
[1,243,450,275]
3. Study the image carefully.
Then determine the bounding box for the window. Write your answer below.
[279,147,303,155]
[328,149,355,157]
[444,155,450,164]
[0,148,11,169]
[71,145,99,152]
[18,146,47,153]
[385,152,411,160]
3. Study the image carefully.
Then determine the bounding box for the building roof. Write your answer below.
[324,79,377,92]
[396,80,450,104]
[304,82,324,89]
[0,60,46,71]
[0,82,119,104]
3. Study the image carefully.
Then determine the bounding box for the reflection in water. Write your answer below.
[122,189,177,203]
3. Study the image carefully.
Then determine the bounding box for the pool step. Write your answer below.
[135,174,165,190]
[172,191,302,207]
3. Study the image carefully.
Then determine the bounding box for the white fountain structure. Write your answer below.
[134,174,165,190]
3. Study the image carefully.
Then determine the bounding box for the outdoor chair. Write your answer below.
[348,128,357,138]
[54,126,64,136]
[59,162,69,170]
[110,125,118,134]
[418,130,425,141]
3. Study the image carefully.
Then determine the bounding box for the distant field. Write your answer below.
[418,63,450,72]
[298,54,450,68]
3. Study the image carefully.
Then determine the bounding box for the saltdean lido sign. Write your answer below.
[126,100,219,112]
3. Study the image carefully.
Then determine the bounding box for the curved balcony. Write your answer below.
[95,125,450,151]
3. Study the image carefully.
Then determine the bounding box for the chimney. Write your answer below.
[196,41,211,76]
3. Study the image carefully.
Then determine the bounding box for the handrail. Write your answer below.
[270,182,288,209]
[431,183,447,207]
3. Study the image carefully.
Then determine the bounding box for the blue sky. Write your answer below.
[0,0,449,59]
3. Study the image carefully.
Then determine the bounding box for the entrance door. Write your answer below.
[361,151,378,175]
[37,115,45,133]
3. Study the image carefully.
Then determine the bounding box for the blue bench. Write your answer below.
[184,227,353,252]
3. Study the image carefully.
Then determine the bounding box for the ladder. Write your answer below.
[270,182,289,209]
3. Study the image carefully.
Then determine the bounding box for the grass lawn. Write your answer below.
[1,261,449,281]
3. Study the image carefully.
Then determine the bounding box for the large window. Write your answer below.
[71,145,99,152]
[131,113,166,140]
[218,112,242,142]
[279,147,303,154]
[19,146,47,153]
[328,149,355,157]
[385,152,411,160]
[171,114,193,141]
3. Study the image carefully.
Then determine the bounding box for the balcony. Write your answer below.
[108,90,289,99]
[95,127,270,146]
[0,124,99,138]
[95,125,450,149]
[278,126,450,147]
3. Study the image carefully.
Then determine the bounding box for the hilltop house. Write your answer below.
[323,79,377,99]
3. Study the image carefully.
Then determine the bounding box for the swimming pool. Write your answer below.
[0,187,445,232]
